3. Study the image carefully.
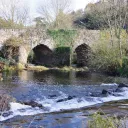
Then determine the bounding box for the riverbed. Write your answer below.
[1,70,128,128]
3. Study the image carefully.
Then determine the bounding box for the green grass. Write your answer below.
[54,66,89,72]
[27,65,49,71]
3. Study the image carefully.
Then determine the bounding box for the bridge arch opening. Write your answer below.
[27,44,53,66]
[75,43,92,67]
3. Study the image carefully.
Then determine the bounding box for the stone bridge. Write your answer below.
[0,29,100,66]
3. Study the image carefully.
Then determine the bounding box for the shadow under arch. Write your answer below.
[27,44,53,67]
[75,43,92,67]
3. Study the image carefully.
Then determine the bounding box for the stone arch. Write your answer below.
[28,44,54,66]
[75,43,92,67]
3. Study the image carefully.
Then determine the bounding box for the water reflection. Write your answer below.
[17,70,128,85]
[2,70,128,86]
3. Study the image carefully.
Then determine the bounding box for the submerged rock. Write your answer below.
[48,95,57,98]
[57,96,76,103]
[22,101,44,109]
[0,94,16,112]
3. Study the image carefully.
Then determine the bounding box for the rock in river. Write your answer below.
[115,83,128,92]
[57,96,76,103]
[21,100,44,109]
[118,83,128,88]
[0,94,16,112]
[102,89,112,95]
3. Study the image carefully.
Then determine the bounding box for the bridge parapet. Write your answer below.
[73,30,100,50]
[0,29,25,45]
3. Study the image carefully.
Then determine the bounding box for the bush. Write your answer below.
[88,112,127,128]
[91,30,128,75]
[74,13,107,30]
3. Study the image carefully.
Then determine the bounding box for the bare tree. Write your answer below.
[37,0,73,29]
[0,0,29,28]
[92,0,128,59]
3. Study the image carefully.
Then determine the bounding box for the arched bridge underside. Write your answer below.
[0,29,99,67]
[24,43,92,67]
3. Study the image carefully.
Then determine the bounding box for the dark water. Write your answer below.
[1,70,128,128]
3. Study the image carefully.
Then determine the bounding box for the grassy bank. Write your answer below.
[52,66,89,72]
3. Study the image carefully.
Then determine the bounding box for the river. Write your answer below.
[1,70,128,128]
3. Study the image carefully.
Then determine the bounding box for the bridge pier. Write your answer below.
[18,46,29,64]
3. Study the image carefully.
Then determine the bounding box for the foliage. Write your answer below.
[34,17,48,29]
[48,29,77,66]
[53,10,73,29]
[91,30,128,75]
[88,112,126,128]
[1,37,24,63]
[117,57,128,77]
[27,65,49,71]
[0,17,24,29]
[47,29,77,47]
[55,47,70,54]
[5,37,23,47]
[38,0,72,29]
[74,13,107,29]
[73,0,128,30]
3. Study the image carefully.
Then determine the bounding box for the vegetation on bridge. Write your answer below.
[47,29,77,47]
[48,29,78,66]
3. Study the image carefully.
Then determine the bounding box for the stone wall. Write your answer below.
[0,29,100,66]
[19,46,29,64]
[53,47,70,66]
[0,29,25,45]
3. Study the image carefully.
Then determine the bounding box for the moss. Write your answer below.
[16,63,25,70]
[27,65,49,72]
[54,66,89,72]
[2,64,49,72]
[2,63,25,72]
[3,65,16,72]
[47,29,77,47]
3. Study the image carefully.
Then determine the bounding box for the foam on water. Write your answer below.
[101,83,118,86]
[1,84,128,122]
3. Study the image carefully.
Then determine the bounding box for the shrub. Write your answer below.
[91,30,128,75]
[88,112,127,128]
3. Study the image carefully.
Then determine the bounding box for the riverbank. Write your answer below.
[2,63,90,73]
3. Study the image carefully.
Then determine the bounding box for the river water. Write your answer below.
[1,70,128,128]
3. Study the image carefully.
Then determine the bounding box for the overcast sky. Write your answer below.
[27,0,98,18]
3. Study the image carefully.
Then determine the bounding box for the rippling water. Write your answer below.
[1,70,128,127]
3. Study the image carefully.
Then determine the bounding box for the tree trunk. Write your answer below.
[69,48,73,67]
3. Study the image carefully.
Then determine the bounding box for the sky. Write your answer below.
[26,0,98,18]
